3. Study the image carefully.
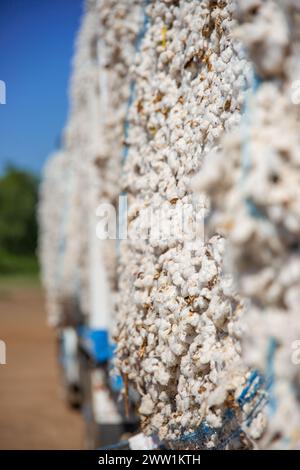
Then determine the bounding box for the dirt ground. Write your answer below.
[0,282,84,449]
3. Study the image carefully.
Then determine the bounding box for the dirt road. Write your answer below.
[0,282,84,449]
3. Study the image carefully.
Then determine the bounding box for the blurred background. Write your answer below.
[0,0,84,449]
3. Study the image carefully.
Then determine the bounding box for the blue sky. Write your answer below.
[0,0,83,175]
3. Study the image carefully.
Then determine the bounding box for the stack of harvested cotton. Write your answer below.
[194,0,300,448]
[115,0,255,446]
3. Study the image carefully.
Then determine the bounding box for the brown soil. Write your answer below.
[0,283,84,449]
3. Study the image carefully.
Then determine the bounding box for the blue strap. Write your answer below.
[78,326,113,363]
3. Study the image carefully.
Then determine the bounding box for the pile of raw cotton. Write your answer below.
[71,0,145,326]
[91,0,144,317]
[39,1,101,326]
[114,0,258,446]
[39,0,144,329]
[39,150,70,326]
[194,0,300,448]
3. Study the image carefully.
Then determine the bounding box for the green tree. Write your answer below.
[0,166,39,273]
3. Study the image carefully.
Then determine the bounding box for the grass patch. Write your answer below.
[0,250,39,275]
[0,251,41,295]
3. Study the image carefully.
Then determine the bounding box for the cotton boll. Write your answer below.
[236,0,289,78]
[139,395,155,416]
[169,337,186,357]
[199,257,218,284]
[161,348,177,367]
[248,412,267,440]
[155,367,171,386]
